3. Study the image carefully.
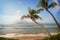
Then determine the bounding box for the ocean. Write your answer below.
[0,24,59,34]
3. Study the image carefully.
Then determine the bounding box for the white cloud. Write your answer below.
[16,10,21,13]
[1,9,23,24]
[36,18,55,23]
[20,17,55,24]
[1,15,20,24]
[23,18,33,23]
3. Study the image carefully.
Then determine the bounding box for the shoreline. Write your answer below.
[0,33,59,40]
[0,32,59,38]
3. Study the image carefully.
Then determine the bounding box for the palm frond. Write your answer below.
[29,9,39,15]
[21,15,30,20]
[48,2,57,9]
[37,9,44,12]
[33,15,43,20]
[37,0,42,8]
[28,7,43,15]
[37,0,44,8]
[28,7,32,14]
[37,0,48,9]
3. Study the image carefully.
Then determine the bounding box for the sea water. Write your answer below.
[0,24,59,34]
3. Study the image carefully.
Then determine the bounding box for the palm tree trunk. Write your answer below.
[32,20,51,36]
[46,9,60,31]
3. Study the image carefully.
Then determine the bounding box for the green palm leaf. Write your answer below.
[28,7,32,14]
[48,2,57,8]
[37,0,57,9]
[21,15,30,20]
[33,15,43,20]
[29,9,38,15]
[37,9,44,12]
[29,8,43,15]
[37,0,48,9]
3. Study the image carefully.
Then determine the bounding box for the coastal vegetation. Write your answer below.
[43,33,60,40]
[0,37,18,40]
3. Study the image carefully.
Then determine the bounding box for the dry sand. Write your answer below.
[0,33,59,40]
[16,36,44,40]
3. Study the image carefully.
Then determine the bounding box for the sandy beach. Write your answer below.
[0,34,47,40]
[0,33,59,40]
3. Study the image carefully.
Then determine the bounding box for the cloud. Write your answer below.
[19,16,53,24]
[0,9,23,24]
[16,10,21,13]
[1,15,20,24]
[37,18,55,23]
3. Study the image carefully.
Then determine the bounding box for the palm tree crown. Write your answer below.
[37,0,57,9]
[21,7,42,21]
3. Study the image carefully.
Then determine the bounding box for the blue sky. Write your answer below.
[0,0,60,24]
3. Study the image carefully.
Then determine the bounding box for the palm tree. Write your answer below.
[21,8,51,36]
[37,0,60,31]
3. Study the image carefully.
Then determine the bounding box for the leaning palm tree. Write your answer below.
[37,0,60,31]
[21,8,51,36]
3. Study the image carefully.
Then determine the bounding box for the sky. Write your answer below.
[0,0,60,24]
